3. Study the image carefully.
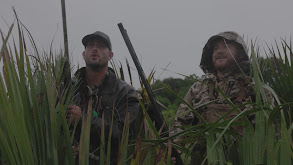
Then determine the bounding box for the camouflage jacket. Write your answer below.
[172,31,254,139]
[172,62,255,137]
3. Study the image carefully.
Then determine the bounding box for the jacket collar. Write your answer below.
[73,67,118,95]
[206,61,251,81]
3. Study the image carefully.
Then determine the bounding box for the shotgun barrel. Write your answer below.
[118,23,184,165]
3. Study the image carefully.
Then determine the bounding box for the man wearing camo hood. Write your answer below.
[172,31,255,164]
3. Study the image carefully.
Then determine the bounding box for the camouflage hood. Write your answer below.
[200,31,250,76]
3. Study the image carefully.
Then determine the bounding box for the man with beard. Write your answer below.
[172,31,258,164]
[66,31,140,165]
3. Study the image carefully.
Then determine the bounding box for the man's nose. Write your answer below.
[216,46,226,54]
[214,48,222,55]
[92,45,98,51]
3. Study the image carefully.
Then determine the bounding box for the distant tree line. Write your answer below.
[150,74,203,124]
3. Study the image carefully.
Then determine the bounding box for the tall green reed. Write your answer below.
[0,18,75,164]
[0,19,175,165]
[163,40,293,165]
[2,14,292,165]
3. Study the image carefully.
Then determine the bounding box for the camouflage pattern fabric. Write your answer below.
[172,31,275,165]
[172,31,254,141]
[172,69,254,138]
[200,31,249,75]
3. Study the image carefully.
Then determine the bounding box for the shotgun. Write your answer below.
[118,23,183,165]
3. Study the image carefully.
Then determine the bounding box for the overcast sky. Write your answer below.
[1,0,293,88]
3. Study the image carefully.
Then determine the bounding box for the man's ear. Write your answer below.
[108,52,114,61]
[236,50,246,62]
[82,51,85,59]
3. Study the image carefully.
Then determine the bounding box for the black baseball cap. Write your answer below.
[82,31,112,50]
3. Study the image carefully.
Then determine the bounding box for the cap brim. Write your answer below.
[82,34,110,49]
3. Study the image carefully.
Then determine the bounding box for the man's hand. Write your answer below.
[171,150,182,164]
[66,105,82,125]
[72,145,79,159]
[171,157,176,164]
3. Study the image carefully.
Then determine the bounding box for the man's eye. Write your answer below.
[226,44,232,48]
[97,44,106,48]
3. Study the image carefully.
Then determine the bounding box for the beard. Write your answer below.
[86,61,108,72]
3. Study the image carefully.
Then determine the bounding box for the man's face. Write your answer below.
[82,39,113,70]
[212,39,240,72]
